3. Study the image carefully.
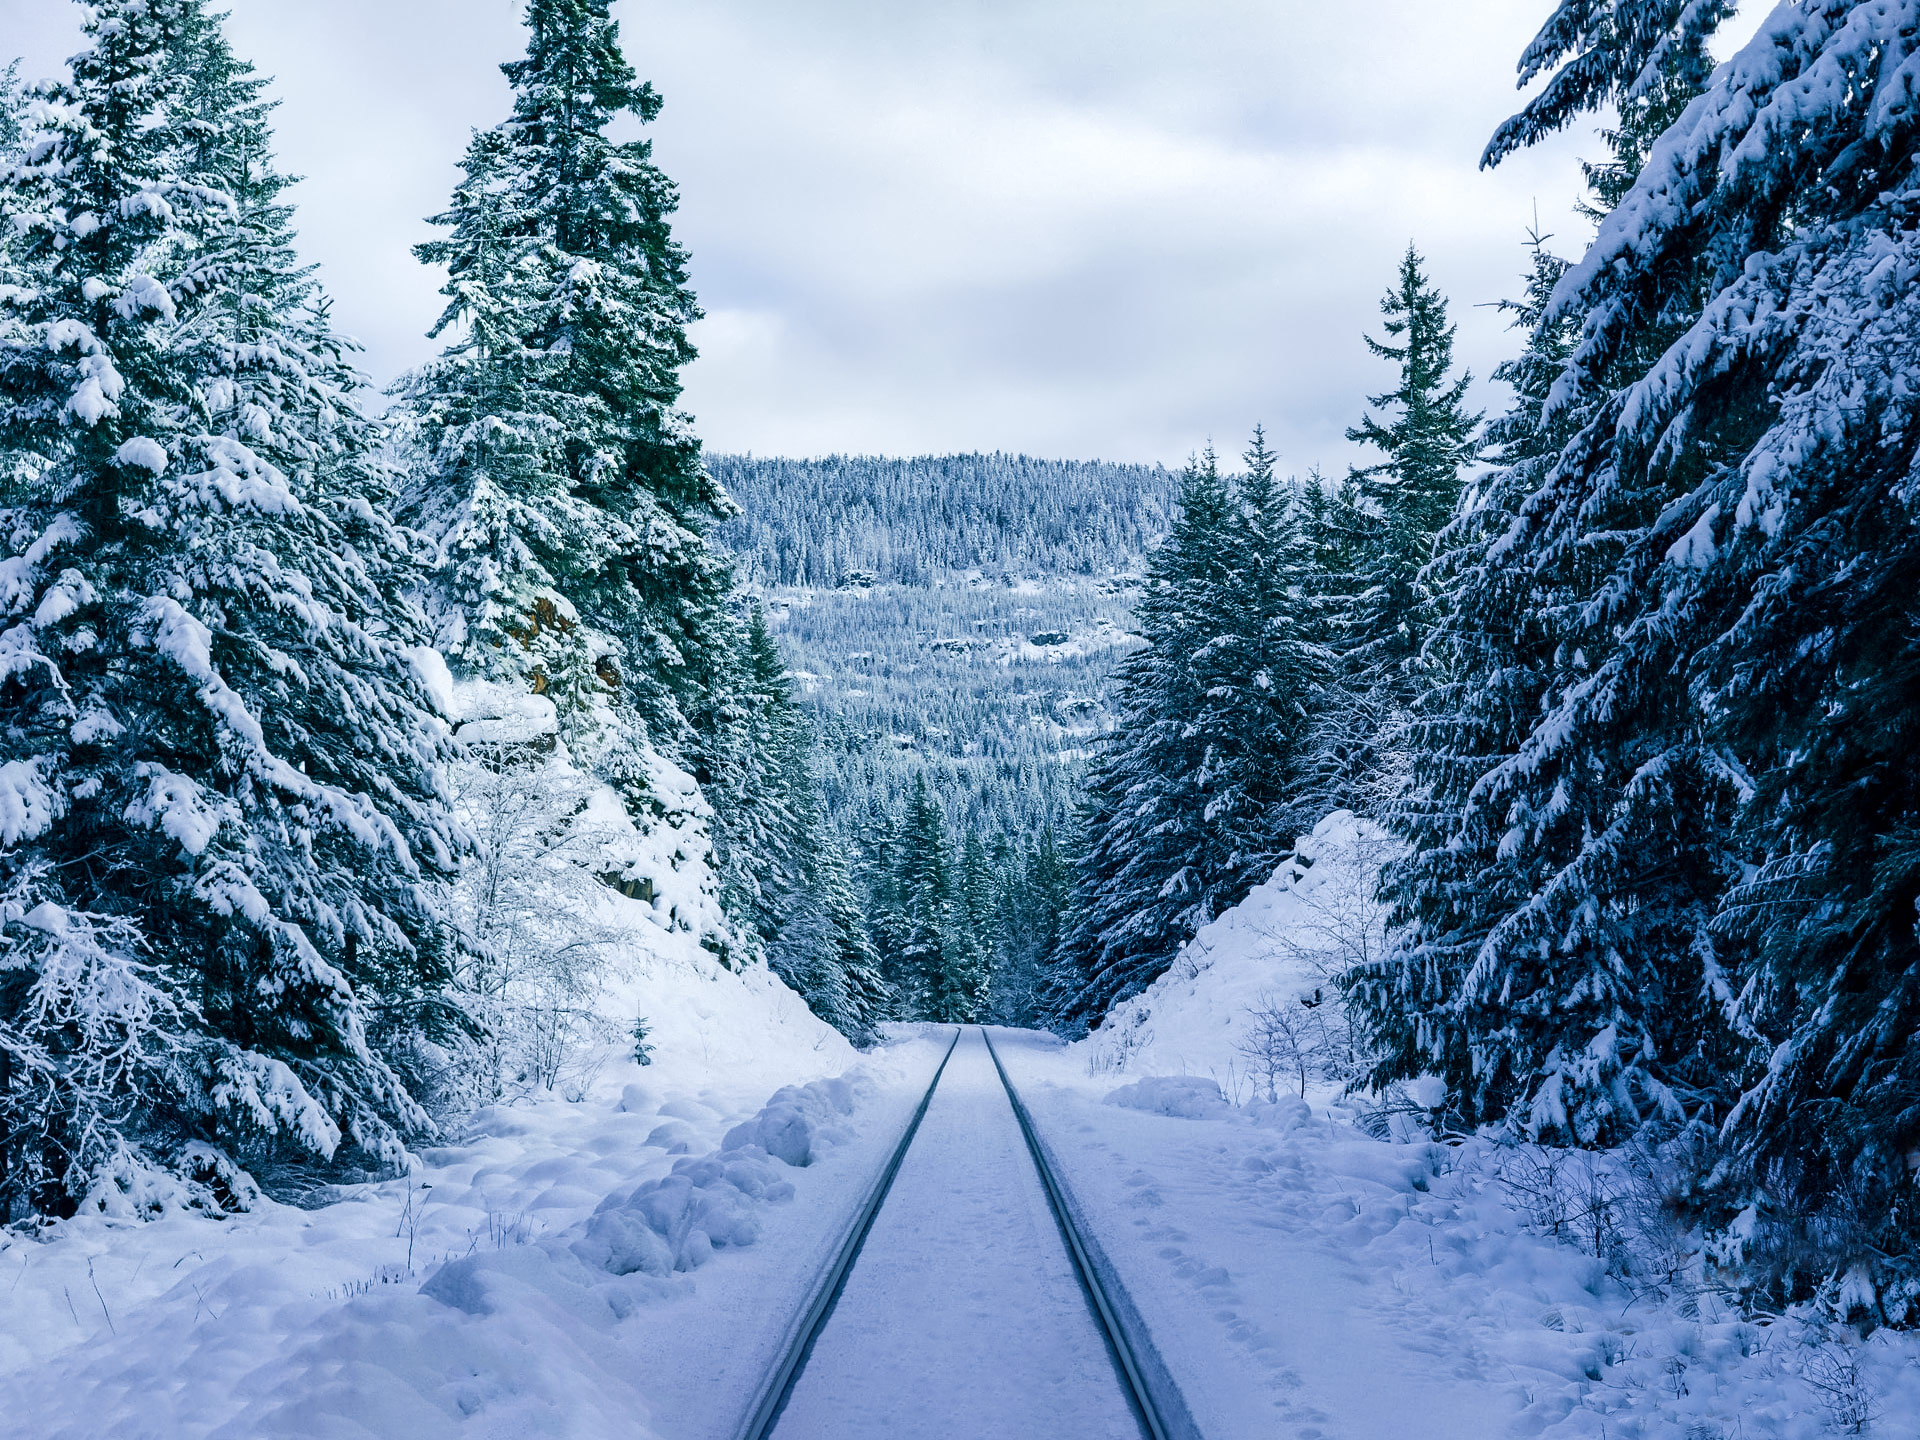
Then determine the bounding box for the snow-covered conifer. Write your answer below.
[0,2,462,1215]
[766,831,889,1046]
[881,775,955,1018]
[1049,439,1321,1030]
[1371,0,1920,1296]
[1341,246,1482,674]
[935,828,995,1024]
[1287,251,1480,828]
[397,0,734,774]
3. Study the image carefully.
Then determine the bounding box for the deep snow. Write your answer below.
[8,802,1920,1439]
[0,1028,952,1439]
[773,1028,1140,1440]
[1002,810,1920,1440]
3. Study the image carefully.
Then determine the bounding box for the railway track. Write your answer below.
[732,1027,1200,1440]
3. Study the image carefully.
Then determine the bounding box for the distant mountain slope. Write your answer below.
[711,452,1176,588]
[771,578,1139,839]
[714,453,1165,1024]
[713,453,1170,844]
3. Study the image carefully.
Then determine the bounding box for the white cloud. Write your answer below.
[1,0,1709,468]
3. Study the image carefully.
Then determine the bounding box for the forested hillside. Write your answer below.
[713,454,1174,1025]
[713,453,1174,588]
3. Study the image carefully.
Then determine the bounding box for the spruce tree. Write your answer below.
[397,0,734,784]
[888,774,953,1019]
[1375,0,1920,1300]
[1289,251,1480,828]
[936,829,995,1024]
[1047,450,1234,1030]
[765,828,888,1046]
[991,825,1073,1026]
[1049,438,1320,1031]
[1343,246,1483,673]
[1355,27,1735,1147]
[0,3,462,1216]
[707,606,806,946]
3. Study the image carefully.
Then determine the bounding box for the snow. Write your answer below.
[775,1029,1141,1440]
[1666,504,1721,568]
[981,802,1920,1440]
[0,757,58,846]
[0,911,919,1440]
[122,761,233,856]
[112,436,169,474]
[1102,1073,1230,1120]
[405,644,458,718]
[0,627,930,1436]
[1074,808,1396,1086]
[996,1023,1920,1440]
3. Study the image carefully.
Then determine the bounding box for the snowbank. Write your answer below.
[0,1035,944,1439]
[1073,808,1396,1091]
[0,672,882,1438]
[1102,1074,1230,1120]
[999,1029,1920,1440]
[1028,810,1920,1439]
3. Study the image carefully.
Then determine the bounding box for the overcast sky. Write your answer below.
[1,2,1762,469]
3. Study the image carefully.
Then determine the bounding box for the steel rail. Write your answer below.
[732,1026,963,1440]
[981,1026,1205,1440]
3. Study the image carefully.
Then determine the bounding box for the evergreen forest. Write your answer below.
[3,0,1919,1334]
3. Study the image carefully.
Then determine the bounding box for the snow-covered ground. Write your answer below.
[1004,1031,1920,1439]
[9,800,1918,1439]
[996,810,1920,1440]
[0,1021,954,1439]
[1075,809,1396,1093]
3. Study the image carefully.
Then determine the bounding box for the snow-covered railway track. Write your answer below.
[981,1028,1200,1440]
[735,1028,1198,1440]
[732,1027,963,1440]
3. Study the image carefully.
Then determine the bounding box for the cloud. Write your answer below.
[1,0,1696,468]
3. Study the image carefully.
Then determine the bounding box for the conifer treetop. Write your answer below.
[1482,0,1737,167]
[1345,245,1481,517]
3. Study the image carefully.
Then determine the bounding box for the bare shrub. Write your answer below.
[1237,991,1311,1101]
[1800,1342,1878,1433]
[440,744,627,1108]
[1495,1144,1624,1260]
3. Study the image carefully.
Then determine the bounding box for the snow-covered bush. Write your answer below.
[438,741,626,1108]
[0,867,183,1219]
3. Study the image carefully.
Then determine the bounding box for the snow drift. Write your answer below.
[1073,809,1396,1092]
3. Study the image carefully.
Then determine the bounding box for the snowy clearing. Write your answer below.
[0,986,946,1439]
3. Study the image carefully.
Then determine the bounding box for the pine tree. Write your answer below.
[1479,0,1736,169]
[765,829,889,1046]
[0,63,23,160]
[991,825,1073,1026]
[887,775,954,1019]
[1343,246,1483,674]
[0,3,463,1217]
[1290,250,1481,828]
[1047,450,1234,1030]
[707,606,807,947]
[1376,0,1920,1301]
[1049,438,1321,1031]
[396,0,735,780]
[1206,428,1326,845]
[1354,39,1736,1148]
[936,829,995,1024]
